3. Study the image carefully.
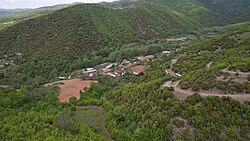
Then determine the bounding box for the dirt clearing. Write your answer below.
[45,78,97,103]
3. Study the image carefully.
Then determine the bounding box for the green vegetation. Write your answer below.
[173,23,250,93]
[0,1,250,140]
[72,106,111,140]
[76,67,250,140]
[0,86,107,140]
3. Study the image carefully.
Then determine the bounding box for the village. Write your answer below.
[55,36,190,80]
[70,55,156,79]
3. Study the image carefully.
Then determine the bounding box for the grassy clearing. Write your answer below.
[71,106,112,141]
[237,32,250,39]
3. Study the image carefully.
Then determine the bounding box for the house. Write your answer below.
[175,73,182,77]
[176,37,187,42]
[145,55,155,60]
[59,77,66,80]
[129,65,145,75]
[16,52,22,56]
[126,63,134,68]
[103,69,112,73]
[207,32,219,38]
[199,50,210,54]
[83,68,97,77]
[106,72,117,78]
[165,38,176,42]
[95,62,112,69]
[162,51,171,54]
[122,59,130,64]
[137,56,149,61]
[83,68,96,74]
[114,70,125,76]
[171,59,178,66]
[120,59,132,67]
[89,72,97,78]
[105,63,117,69]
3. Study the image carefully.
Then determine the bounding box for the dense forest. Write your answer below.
[172,23,250,93]
[1,0,250,87]
[0,0,250,140]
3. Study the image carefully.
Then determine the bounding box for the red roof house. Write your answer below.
[103,69,112,73]
[129,65,145,75]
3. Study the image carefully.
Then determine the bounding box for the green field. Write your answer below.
[71,106,112,140]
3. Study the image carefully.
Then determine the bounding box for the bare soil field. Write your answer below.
[45,78,97,103]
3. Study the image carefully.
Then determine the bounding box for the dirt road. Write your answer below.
[162,81,250,102]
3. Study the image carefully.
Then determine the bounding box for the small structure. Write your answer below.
[103,69,112,73]
[114,70,125,76]
[83,68,97,78]
[145,55,155,60]
[68,75,71,80]
[199,50,210,54]
[175,73,182,77]
[106,72,117,78]
[89,72,97,78]
[165,38,176,42]
[16,52,22,56]
[171,59,178,66]
[207,32,219,38]
[176,37,187,42]
[59,77,66,80]
[137,56,149,61]
[83,68,96,74]
[125,63,134,68]
[162,51,171,54]
[120,59,132,68]
[104,63,117,69]
[129,65,145,75]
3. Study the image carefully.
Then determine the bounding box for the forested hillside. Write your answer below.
[0,0,250,140]
[1,0,250,85]
[198,0,250,21]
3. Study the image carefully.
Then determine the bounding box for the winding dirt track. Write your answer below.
[162,81,250,102]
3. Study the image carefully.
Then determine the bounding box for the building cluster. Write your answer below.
[81,55,154,78]
[165,37,187,43]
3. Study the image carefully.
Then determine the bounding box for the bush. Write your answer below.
[180,81,190,90]
[192,84,200,92]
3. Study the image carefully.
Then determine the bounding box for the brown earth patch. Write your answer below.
[45,78,97,103]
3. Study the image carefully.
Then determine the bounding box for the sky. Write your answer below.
[0,0,117,9]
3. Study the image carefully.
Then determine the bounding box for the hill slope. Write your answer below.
[0,0,249,83]
[0,3,203,60]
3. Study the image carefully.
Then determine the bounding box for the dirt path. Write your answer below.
[222,69,249,79]
[162,81,250,102]
[206,61,213,69]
